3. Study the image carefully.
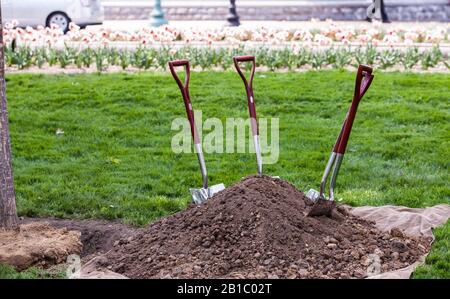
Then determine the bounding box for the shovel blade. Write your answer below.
[190,183,225,205]
[307,198,336,217]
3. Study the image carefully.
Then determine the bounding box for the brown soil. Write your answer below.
[0,223,82,270]
[22,218,141,259]
[100,175,429,279]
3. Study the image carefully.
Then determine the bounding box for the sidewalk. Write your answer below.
[91,20,450,32]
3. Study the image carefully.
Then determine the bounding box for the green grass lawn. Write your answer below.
[3,70,449,278]
[0,264,65,279]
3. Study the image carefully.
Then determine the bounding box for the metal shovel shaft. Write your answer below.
[319,152,336,199]
[253,134,263,176]
[194,143,208,189]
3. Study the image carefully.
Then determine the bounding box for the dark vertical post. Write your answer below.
[227,0,240,26]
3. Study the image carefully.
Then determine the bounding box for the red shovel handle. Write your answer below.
[335,65,374,154]
[355,64,374,100]
[168,60,200,144]
[332,118,347,153]
[168,59,190,92]
[233,55,258,135]
[234,55,255,63]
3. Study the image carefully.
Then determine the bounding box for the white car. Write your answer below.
[2,0,104,32]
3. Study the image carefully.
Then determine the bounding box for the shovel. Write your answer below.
[307,65,374,217]
[168,60,225,204]
[233,55,267,176]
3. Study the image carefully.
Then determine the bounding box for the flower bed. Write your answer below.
[5,20,449,46]
[3,21,450,72]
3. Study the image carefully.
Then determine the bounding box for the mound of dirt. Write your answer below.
[0,223,82,270]
[101,175,429,279]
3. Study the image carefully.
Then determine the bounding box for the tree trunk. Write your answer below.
[0,4,19,230]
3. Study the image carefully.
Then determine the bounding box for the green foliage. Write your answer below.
[133,46,155,70]
[118,50,131,70]
[0,264,65,279]
[57,45,75,69]
[354,44,378,66]
[7,46,34,69]
[80,48,94,68]
[333,48,352,69]
[414,221,450,278]
[47,48,59,67]
[94,47,107,72]
[35,48,47,69]
[311,51,327,69]
[379,49,401,70]
[421,46,443,70]
[107,48,119,66]
[402,47,421,70]
[3,45,449,71]
[292,48,311,69]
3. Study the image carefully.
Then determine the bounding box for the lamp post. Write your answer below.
[150,0,168,27]
[226,0,240,26]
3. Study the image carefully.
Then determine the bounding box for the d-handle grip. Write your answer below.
[168,60,200,144]
[233,56,256,90]
[233,56,258,134]
[355,64,374,100]
[168,60,190,93]
[233,55,255,63]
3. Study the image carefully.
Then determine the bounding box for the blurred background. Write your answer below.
[102,0,449,23]
[2,0,449,33]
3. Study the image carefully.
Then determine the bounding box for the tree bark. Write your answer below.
[0,4,19,230]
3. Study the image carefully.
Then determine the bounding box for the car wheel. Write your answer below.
[46,12,71,33]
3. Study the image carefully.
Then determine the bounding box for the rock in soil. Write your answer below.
[100,175,429,279]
